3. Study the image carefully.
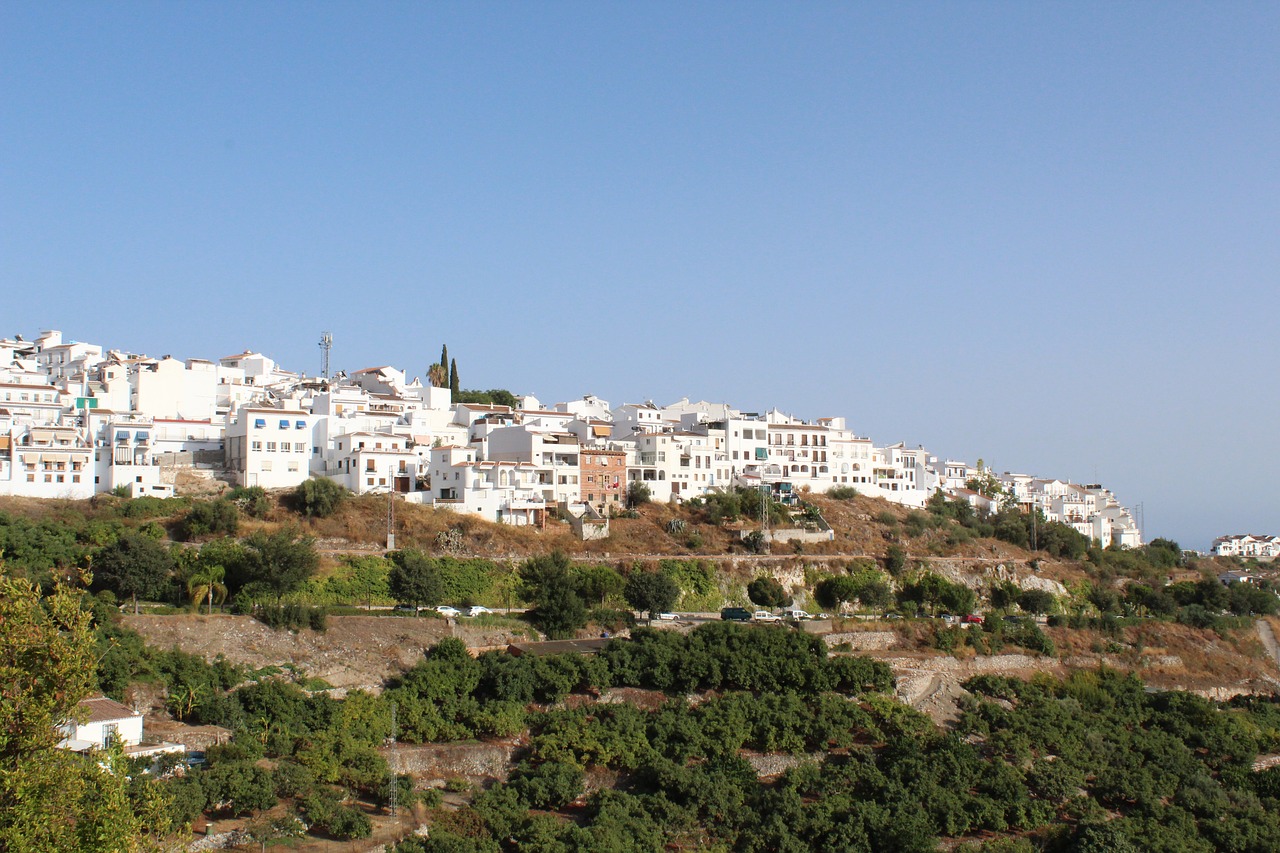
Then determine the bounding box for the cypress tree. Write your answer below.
[439,343,448,374]
[449,358,459,395]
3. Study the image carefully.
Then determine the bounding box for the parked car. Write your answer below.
[721,607,753,622]
[961,613,984,624]
[436,605,461,618]
[815,612,832,620]
[939,613,956,624]
[465,605,491,617]
[657,612,678,621]
[184,751,206,768]
[784,609,812,621]
[393,604,419,614]
[752,610,783,623]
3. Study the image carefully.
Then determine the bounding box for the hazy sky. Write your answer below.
[3,3,1277,549]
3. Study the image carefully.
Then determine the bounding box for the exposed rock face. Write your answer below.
[824,631,898,651]
[388,742,518,786]
[744,751,819,778]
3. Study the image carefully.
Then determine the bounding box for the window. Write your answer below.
[287,462,299,472]
[251,441,262,451]
[295,420,306,429]
[266,442,277,452]
[278,420,289,429]
[254,419,266,428]
[261,461,272,471]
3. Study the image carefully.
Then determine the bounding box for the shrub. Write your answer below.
[227,485,271,518]
[254,604,327,632]
[293,477,348,518]
[180,499,239,541]
[828,486,858,500]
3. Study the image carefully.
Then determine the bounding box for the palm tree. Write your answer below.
[426,363,447,388]
[187,564,227,615]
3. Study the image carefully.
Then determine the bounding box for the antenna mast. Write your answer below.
[319,331,333,379]
[388,700,398,816]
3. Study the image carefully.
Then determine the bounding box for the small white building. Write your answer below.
[58,696,183,761]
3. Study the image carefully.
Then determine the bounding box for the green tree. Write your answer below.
[188,563,228,615]
[883,544,908,576]
[747,576,790,608]
[1017,589,1056,615]
[519,552,587,639]
[577,564,625,607]
[241,530,319,603]
[449,358,460,396]
[93,532,175,613]
[388,549,445,612]
[1,571,172,850]
[815,576,858,612]
[294,477,348,518]
[627,481,651,507]
[623,570,680,623]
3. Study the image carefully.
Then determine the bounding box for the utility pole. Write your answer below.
[388,701,398,817]
[387,466,396,551]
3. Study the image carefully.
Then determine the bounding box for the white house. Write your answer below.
[1213,534,1280,558]
[59,695,183,761]
[485,427,582,505]
[425,445,546,525]
[324,430,419,494]
[0,422,95,499]
[93,417,174,497]
[225,408,317,489]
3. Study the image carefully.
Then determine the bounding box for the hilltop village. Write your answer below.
[0,329,1142,548]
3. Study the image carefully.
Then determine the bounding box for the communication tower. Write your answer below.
[319,331,333,379]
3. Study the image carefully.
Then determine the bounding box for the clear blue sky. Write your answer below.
[3,3,1277,549]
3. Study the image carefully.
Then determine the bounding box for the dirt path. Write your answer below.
[1256,619,1280,667]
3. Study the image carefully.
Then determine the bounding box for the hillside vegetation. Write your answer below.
[5,487,1280,851]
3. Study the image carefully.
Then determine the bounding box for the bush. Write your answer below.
[180,499,239,541]
[317,803,372,840]
[227,485,271,518]
[254,604,327,632]
[293,477,348,518]
[828,486,858,500]
[883,545,908,577]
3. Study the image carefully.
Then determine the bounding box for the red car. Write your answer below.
[961,613,984,624]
